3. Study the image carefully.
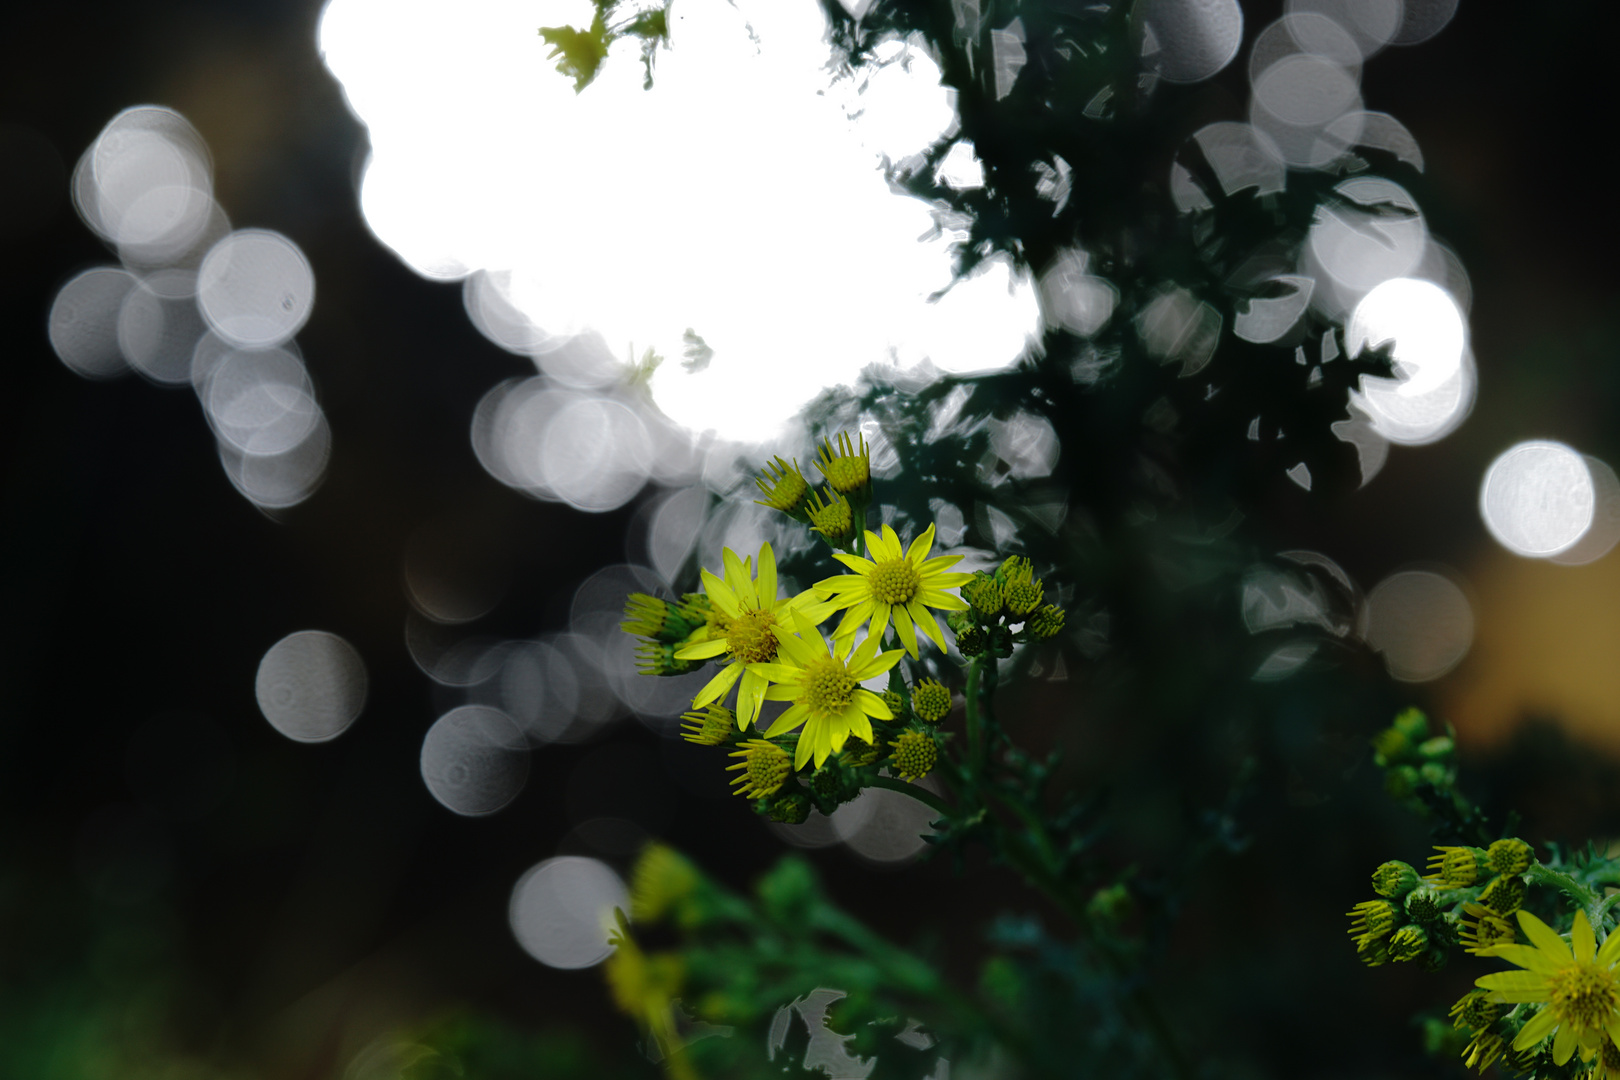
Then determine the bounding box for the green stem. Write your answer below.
[965,656,984,772]
[868,774,952,817]
[1529,864,1607,930]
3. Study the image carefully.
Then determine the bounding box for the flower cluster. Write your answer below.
[619,430,1068,822]
[947,556,1066,659]
[1347,708,1620,1076]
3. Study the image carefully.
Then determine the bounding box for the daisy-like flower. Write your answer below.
[755,615,904,769]
[674,544,832,730]
[1475,908,1620,1066]
[815,523,972,658]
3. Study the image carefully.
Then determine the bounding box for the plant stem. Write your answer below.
[868,774,952,817]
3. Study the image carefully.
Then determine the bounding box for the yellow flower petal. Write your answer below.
[1488,944,1567,975]
[691,660,744,709]
[1517,910,1576,966]
[906,523,935,564]
[1515,1004,1561,1050]
[701,568,740,619]
[1556,1020,1579,1065]
[675,638,730,660]
[1576,909,1598,963]
[909,601,948,653]
[756,543,777,611]
[1477,970,1553,1001]
[892,603,919,658]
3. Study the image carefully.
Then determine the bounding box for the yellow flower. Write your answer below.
[814,523,971,658]
[674,543,832,731]
[755,615,904,769]
[727,739,793,799]
[1475,908,1620,1066]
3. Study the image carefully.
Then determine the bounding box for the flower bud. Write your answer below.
[1487,838,1535,876]
[1348,899,1401,942]
[636,641,705,677]
[1449,990,1500,1032]
[891,730,937,782]
[1404,886,1445,924]
[1389,924,1429,962]
[912,679,952,724]
[766,791,811,824]
[806,488,857,544]
[1027,604,1066,639]
[1371,860,1421,898]
[680,704,738,746]
[1426,846,1489,888]
[728,739,793,799]
[755,456,811,516]
[1478,875,1527,916]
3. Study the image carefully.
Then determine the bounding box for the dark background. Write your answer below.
[7,1,1620,1076]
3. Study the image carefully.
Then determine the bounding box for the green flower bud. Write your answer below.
[1426,846,1489,888]
[1487,838,1535,876]
[755,456,810,516]
[1356,934,1391,967]
[680,704,738,746]
[891,730,937,782]
[1418,735,1455,761]
[1389,924,1429,962]
[1348,899,1401,941]
[1392,707,1430,741]
[806,487,857,544]
[809,767,841,801]
[1460,903,1517,955]
[962,574,1005,619]
[622,593,698,642]
[728,739,793,799]
[1478,875,1527,916]
[1005,579,1043,616]
[765,791,811,824]
[1419,761,1451,786]
[911,679,951,724]
[1404,886,1446,924]
[956,625,987,657]
[1449,990,1500,1032]
[636,640,704,677]
[813,432,871,505]
[997,556,1035,587]
[879,689,905,717]
[1384,763,1420,799]
[1027,604,1066,639]
[1372,860,1421,898]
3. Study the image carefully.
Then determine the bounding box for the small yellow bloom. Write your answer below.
[814,431,871,502]
[814,523,972,658]
[891,730,937,781]
[674,543,833,730]
[911,679,952,724]
[727,738,794,799]
[755,456,810,515]
[755,615,904,770]
[1475,908,1620,1066]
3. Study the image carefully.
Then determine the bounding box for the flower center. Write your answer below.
[803,656,857,715]
[870,557,920,605]
[1549,962,1620,1030]
[726,608,779,664]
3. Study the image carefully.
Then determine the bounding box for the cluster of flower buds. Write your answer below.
[1347,836,1536,971]
[1371,707,1457,806]
[621,592,726,676]
[947,556,1066,658]
[755,433,873,550]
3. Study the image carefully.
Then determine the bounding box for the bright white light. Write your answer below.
[420,705,530,815]
[508,855,627,969]
[318,0,1039,445]
[197,230,316,348]
[1346,277,1470,446]
[1480,441,1596,558]
[255,630,368,742]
